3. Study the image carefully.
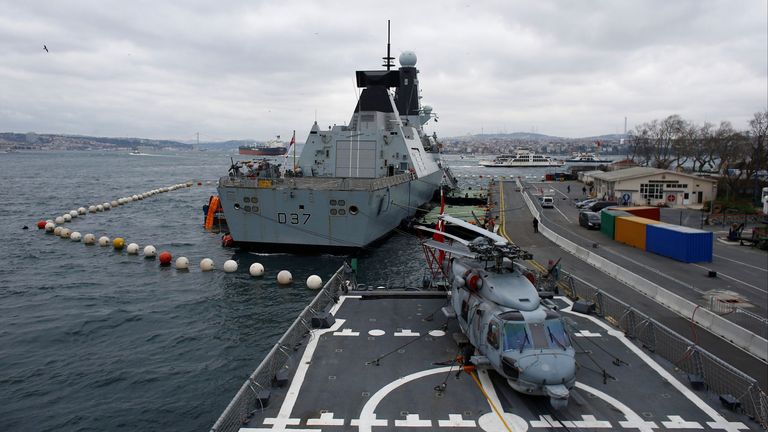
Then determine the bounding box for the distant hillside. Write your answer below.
[0,132,192,150]
[198,140,257,151]
[446,132,627,141]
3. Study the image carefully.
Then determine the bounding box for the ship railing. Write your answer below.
[218,172,415,191]
[562,268,768,429]
[210,264,353,432]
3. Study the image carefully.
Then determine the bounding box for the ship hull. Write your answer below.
[238,147,288,156]
[217,170,443,249]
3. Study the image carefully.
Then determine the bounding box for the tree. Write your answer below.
[747,111,768,204]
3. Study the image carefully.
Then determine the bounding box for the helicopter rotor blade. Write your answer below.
[422,239,476,258]
[440,214,508,245]
[414,225,470,245]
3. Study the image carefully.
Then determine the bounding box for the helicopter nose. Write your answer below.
[512,353,576,385]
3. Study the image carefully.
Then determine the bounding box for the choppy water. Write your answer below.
[0,151,558,431]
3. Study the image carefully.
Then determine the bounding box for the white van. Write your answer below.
[541,196,555,208]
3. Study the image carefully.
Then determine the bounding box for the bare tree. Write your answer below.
[747,110,768,204]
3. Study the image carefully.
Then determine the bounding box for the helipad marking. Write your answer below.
[563,299,750,432]
[429,329,446,337]
[573,414,612,428]
[350,415,387,427]
[264,318,345,430]
[438,414,476,427]
[333,328,359,336]
[306,412,344,426]
[240,427,319,432]
[394,329,420,337]
[368,329,385,336]
[662,415,703,429]
[356,366,453,432]
[329,295,360,316]
[574,330,601,337]
[394,414,432,427]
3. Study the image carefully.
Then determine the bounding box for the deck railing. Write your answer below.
[210,264,353,432]
[218,172,415,192]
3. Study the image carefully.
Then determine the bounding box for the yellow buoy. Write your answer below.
[113,237,126,250]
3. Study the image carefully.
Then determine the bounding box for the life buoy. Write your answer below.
[222,234,234,247]
[667,194,676,202]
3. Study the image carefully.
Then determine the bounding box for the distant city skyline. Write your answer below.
[1,0,765,142]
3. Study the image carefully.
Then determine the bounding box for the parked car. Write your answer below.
[575,198,598,209]
[579,211,602,229]
[541,196,555,208]
[584,201,617,213]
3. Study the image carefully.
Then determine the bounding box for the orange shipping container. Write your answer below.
[614,216,661,250]
[608,206,660,221]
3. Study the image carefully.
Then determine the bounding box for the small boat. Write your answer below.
[479,148,563,167]
[564,152,612,163]
[129,149,142,155]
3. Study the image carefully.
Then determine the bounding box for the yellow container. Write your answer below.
[257,179,273,188]
[614,216,661,250]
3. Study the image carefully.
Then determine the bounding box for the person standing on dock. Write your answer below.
[533,217,539,233]
[567,185,571,194]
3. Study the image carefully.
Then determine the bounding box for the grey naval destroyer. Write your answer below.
[217,49,453,251]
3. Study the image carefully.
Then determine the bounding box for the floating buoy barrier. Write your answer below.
[70,232,82,242]
[110,200,118,207]
[132,195,139,201]
[37,220,47,229]
[83,233,96,244]
[277,270,293,285]
[60,228,72,239]
[200,258,215,272]
[159,251,172,266]
[103,202,111,210]
[175,257,189,270]
[306,275,323,289]
[45,222,55,232]
[126,243,139,254]
[249,263,265,277]
[88,205,97,213]
[143,245,157,258]
[223,260,238,273]
[98,236,110,246]
[55,216,65,224]
[69,210,78,218]
[78,207,87,215]
[113,237,125,250]
[96,204,104,212]
[53,226,63,236]
[63,214,72,222]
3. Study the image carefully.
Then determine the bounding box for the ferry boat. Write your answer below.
[479,149,563,167]
[217,48,453,251]
[564,152,612,163]
[238,137,289,156]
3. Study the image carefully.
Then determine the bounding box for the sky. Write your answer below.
[1,0,766,142]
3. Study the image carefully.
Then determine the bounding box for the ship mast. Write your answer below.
[382,20,394,70]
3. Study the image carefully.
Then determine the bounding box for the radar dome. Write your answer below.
[423,105,433,114]
[399,51,417,67]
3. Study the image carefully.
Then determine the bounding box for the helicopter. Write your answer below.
[417,214,577,409]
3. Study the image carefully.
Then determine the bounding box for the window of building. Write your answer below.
[640,183,663,200]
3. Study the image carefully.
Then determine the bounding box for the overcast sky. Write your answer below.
[1,0,766,141]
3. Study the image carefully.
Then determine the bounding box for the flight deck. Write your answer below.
[232,291,760,432]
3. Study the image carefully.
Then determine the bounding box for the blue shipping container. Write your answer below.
[646,224,713,263]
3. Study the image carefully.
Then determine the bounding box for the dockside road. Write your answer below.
[489,180,767,391]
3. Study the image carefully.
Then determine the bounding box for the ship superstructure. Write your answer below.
[217,50,452,250]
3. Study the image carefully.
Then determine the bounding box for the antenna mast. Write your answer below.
[382,20,394,70]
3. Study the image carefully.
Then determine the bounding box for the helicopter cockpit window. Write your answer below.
[502,322,531,351]
[544,318,571,349]
[487,321,500,349]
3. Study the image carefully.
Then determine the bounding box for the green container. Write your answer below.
[600,209,632,238]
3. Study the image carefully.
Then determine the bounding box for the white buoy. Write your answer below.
[306,275,323,289]
[83,233,96,244]
[223,260,238,273]
[110,200,118,207]
[63,214,72,222]
[200,258,215,272]
[70,231,82,242]
[96,204,104,212]
[98,236,110,246]
[69,210,78,218]
[77,207,87,215]
[132,194,139,201]
[249,263,265,277]
[55,216,65,224]
[126,243,139,254]
[103,202,111,210]
[45,222,55,232]
[143,245,157,258]
[53,226,63,236]
[46,219,54,224]
[60,228,72,238]
[277,270,293,285]
[118,198,125,204]
[88,205,97,213]
[175,257,189,270]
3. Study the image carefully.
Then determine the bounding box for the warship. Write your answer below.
[217,45,453,250]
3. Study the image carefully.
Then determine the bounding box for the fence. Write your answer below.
[210,265,353,432]
[549,270,768,429]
